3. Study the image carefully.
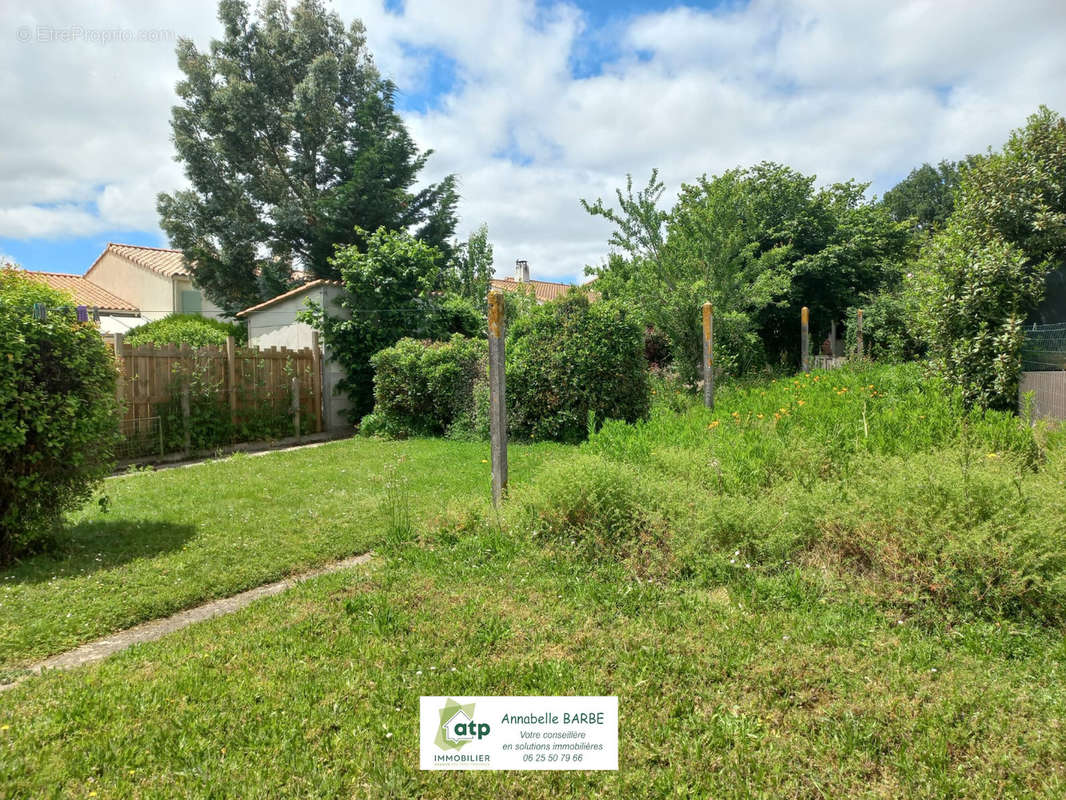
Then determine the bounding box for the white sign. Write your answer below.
[420,696,618,771]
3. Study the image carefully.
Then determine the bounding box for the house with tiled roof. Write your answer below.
[21,270,142,334]
[489,260,585,304]
[84,243,226,322]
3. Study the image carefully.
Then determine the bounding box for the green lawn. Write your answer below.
[2,365,1066,797]
[2,523,1065,797]
[0,437,564,671]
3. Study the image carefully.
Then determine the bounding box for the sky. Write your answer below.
[3,0,1066,286]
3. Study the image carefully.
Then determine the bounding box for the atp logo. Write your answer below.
[435,698,491,751]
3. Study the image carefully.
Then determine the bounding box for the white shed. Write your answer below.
[237,280,352,431]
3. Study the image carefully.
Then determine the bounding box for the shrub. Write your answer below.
[365,334,486,438]
[506,294,650,443]
[0,268,119,561]
[125,314,246,348]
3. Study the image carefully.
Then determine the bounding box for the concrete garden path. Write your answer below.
[0,552,372,694]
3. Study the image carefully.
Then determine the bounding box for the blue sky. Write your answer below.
[3,0,1066,282]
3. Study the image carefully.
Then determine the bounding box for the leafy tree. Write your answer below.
[957,106,1066,325]
[882,159,970,231]
[158,0,459,313]
[584,164,909,378]
[0,269,118,561]
[301,227,477,421]
[916,220,1039,410]
[917,107,1066,408]
[450,224,494,302]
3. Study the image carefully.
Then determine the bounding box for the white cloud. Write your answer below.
[2,0,1066,282]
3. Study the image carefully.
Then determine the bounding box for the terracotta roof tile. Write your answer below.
[489,277,579,303]
[21,271,139,313]
[92,243,191,278]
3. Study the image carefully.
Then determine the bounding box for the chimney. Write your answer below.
[515,259,529,283]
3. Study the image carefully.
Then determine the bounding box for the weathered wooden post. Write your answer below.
[801,306,810,373]
[856,309,864,360]
[702,302,715,410]
[291,375,301,441]
[488,290,508,506]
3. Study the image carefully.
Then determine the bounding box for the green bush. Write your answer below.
[0,269,119,561]
[364,334,486,438]
[506,294,650,443]
[126,314,246,348]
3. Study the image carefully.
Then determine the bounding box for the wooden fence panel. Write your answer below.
[103,335,325,449]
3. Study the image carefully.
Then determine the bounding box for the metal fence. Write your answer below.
[1020,323,1066,420]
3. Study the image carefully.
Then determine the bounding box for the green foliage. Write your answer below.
[157,0,459,312]
[364,334,486,438]
[916,107,1066,409]
[304,227,474,420]
[448,223,494,303]
[506,294,650,443]
[0,269,119,561]
[125,314,246,348]
[882,159,971,230]
[843,285,925,363]
[584,164,910,379]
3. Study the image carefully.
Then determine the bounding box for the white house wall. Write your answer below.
[87,252,176,321]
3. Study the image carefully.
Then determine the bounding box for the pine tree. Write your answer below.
[157,0,458,313]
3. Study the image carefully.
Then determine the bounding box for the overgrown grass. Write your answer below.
[524,363,1066,626]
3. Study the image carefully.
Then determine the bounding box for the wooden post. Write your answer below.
[226,335,238,426]
[311,331,324,433]
[488,290,508,506]
[180,383,192,455]
[702,302,714,410]
[801,306,810,373]
[112,333,126,413]
[291,376,301,441]
[856,309,864,360]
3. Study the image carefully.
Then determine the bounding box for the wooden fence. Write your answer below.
[104,334,323,455]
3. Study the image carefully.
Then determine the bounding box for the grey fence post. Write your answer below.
[801,306,810,373]
[856,308,864,360]
[488,290,508,506]
[702,302,714,409]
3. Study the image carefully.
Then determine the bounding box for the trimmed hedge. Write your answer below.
[362,334,487,438]
[125,314,246,348]
[507,294,650,443]
[0,269,119,561]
